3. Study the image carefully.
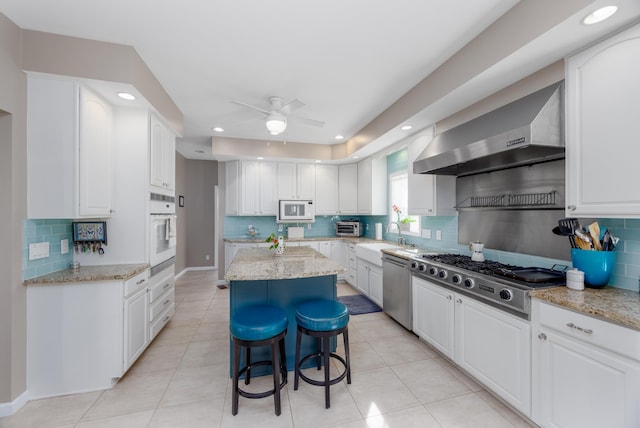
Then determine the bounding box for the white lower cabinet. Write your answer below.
[532,299,640,428]
[412,276,531,417]
[148,266,176,342]
[27,269,154,398]
[346,242,357,286]
[356,259,383,306]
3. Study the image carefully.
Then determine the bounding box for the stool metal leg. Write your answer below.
[232,340,241,416]
[294,328,302,390]
[343,328,351,384]
[279,335,287,384]
[244,347,251,385]
[323,335,331,408]
[271,341,281,416]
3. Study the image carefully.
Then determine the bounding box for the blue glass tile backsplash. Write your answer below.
[22,219,73,280]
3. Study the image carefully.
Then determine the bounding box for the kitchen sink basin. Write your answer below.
[355,242,402,267]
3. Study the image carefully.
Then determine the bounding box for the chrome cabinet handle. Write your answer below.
[163,299,171,306]
[566,322,593,334]
[163,283,171,289]
[567,205,576,211]
[162,315,170,322]
[538,333,547,340]
[136,278,146,285]
[446,295,452,300]
[456,298,462,304]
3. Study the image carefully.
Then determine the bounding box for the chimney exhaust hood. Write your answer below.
[413,82,564,177]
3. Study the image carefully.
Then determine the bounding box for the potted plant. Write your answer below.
[266,233,284,256]
[392,204,415,231]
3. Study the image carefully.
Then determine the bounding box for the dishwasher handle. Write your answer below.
[383,257,409,268]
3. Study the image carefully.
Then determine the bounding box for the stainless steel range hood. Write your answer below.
[413,82,564,176]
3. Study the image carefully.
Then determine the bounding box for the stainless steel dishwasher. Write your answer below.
[382,253,412,330]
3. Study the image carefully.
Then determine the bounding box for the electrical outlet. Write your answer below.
[436,230,442,241]
[29,242,50,260]
[61,239,69,254]
[278,224,283,232]
[205,254,210,261]
[307,223,312,229]
[422,229,432,239]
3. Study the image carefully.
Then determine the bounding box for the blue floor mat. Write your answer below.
[338,294,382,315]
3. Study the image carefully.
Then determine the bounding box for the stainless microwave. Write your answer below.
[278,200,315,223]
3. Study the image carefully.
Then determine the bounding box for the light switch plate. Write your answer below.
[436,230,442,241]
[422,229,432,239]
[61,239,69,254]
[29,242,50,260]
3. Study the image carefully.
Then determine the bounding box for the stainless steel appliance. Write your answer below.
[382,254,412,329]
[149,193,176,267]
[277,199,315,223]
[335,221,363,237]
[410,253,565,319]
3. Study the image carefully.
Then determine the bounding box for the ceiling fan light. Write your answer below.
[266,116,287,135]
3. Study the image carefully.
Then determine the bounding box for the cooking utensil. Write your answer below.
[552,225,574,236]
[558,218,580,248]
[588,222,602,251]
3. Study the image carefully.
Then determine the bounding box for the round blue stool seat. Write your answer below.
[296,300,349,332]
[231,304,288,341]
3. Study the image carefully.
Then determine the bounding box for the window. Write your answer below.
[389,170,420,235]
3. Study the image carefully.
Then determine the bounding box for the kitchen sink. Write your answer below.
[355,242,402,267]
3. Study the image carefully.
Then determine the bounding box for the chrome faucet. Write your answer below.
[387,222,405,245]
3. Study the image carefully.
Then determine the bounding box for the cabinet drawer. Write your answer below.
[149,273,174,303]
[150,302,175,340]
[150,288,175,321]
[124,270,150,297]
[537,301,640,361]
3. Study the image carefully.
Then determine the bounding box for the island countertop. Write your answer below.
[224,246,346,281]
[23,263,149,285]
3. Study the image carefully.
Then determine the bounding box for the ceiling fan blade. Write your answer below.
[289,115,325,127]
[278,98,305,115]
[230,100,270,115]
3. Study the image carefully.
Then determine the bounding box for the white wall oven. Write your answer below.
[149,193,176,267]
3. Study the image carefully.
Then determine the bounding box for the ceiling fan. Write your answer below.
[231,96,324,135]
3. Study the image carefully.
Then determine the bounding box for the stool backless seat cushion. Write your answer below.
[231,304,288,341]
[295,300,349,331]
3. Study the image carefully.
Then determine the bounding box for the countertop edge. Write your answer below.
[23,263,150,285]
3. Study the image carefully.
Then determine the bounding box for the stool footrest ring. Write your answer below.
[296,352,348,387]
[237,359,287,399]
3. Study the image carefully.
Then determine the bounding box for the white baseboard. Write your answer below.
[0,390,29,417]
[217,279,229,286]
[175,266,217,279]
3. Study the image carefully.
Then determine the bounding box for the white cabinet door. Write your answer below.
[277,162,297,200]
[347,243,357,286]
[240,161,277,215]
[317,241,332,258]
[455,296,531,417]
[78,87,113,217]
[534,328,640,428]
[339,164,358,214]
[357,157,387,215]
[225,161,239,215]
[368,265,383,307]
[315,164,339,214]
[297,163,316,200]
[356,262,369,296]
[412,276,455,359]
[124,287,149,370]
[149,114,175,194]
[565,23,640,218]
[407,133,456,216]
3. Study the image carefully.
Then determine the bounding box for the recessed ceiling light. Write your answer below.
[315,160,322,163]
[352,155,360,159]
[257,157,264,160]
[195,150,205,154]
[401,125,413,131]
[582,5,617,25]
[117,92,136,101]
[334,135,344,140]
[213,127,224,132]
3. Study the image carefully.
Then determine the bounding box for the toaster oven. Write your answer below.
[335,221,363,237]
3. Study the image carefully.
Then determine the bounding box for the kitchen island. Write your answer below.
[224,245,347,373]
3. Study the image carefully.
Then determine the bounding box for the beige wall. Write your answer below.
[174,153,188,274]
[184,160,219,269]
[0,13,28,403]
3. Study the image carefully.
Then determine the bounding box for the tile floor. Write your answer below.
[1,271,536,428]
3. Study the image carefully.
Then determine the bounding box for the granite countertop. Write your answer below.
[224,236,381,244]
[530,286,640,331]
[23,263,149,285]
[224,246,346,281]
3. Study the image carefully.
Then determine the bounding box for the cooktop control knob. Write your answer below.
[451,274,462,284]
[418,263,427,272]
[463,278,475,289]
[499,289,513,301]
[428,266,438,276]
[410,261,419,270]
[438,270,448,279]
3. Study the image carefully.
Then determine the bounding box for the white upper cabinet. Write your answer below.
[27,76,113,219]
[149,113,175,194]
[315,164,339,215]
[239,160,277,216]
[407,132,456,216]
[357,157,387,215]
[565,23,640,218]
[225,160,240,215]
[277,162,316,200]
[338,164,358,214]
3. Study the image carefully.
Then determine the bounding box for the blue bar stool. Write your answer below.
[230,304,288,416]
[294,299,351,409]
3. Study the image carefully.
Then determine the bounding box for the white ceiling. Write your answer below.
[1,0,639,162]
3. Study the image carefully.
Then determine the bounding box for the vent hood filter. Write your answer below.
[413,82,564,176]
